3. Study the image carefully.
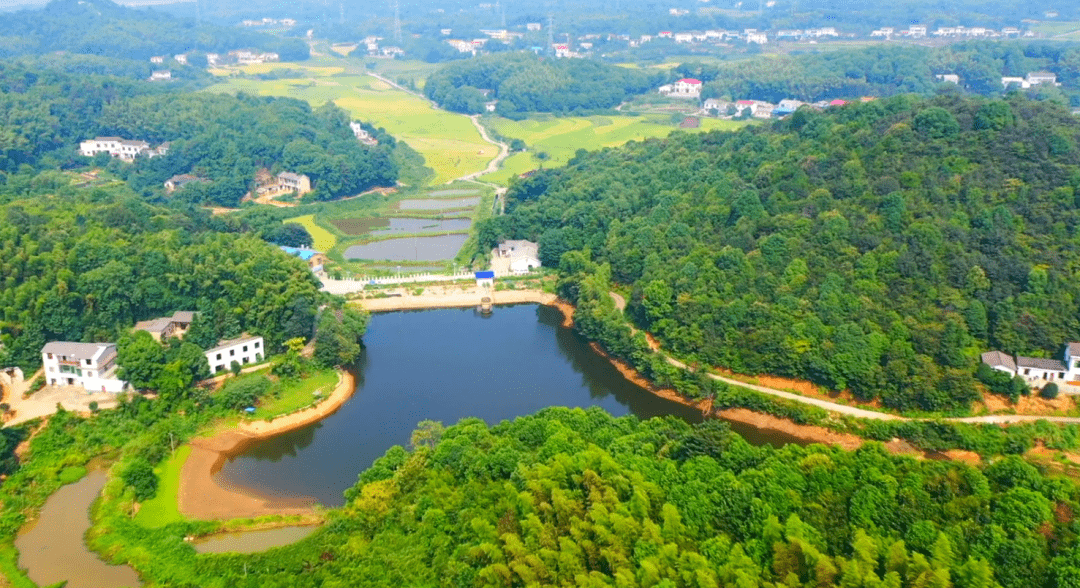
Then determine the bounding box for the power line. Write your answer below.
[393,0,402,43]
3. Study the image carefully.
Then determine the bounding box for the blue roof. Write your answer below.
[475,271,495,279]
[279,245,320,261]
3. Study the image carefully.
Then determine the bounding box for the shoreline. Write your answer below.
[177,369,357,520]
[354,286,557,312]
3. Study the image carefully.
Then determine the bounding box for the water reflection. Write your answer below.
[218,304,801,507]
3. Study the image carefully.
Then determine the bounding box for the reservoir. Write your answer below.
[218,304,797,507]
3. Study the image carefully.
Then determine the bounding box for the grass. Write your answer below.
[480,114,748,184]
[291,214,338,251]
[248,369,339,421]
[204,57,491,185]
[133,445,191,528]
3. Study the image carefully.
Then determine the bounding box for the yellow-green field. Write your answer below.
[481,115,748,184]
[291,214,338,251]
[133,445,191,527]
[205,59,490,185]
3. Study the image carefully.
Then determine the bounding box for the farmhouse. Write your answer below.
[164,174,205,192]
[277,171,312,195]
[205,335,265,374]
[495,239,541,274]
[665,78,702,98]
[134,311,197,342]
[279,245,329,272]
[79,137,169,161]
[982,343,1080,388]
[41,342,127,393]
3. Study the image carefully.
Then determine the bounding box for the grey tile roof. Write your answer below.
[171,311,196,323]
[1016,355,1066,371]
[981,350,1016,371]
[41,341,114,361]
[1068,342,1080,357]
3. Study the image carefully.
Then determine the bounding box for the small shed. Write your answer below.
[475,270,495,289]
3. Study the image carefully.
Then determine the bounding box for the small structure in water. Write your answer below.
[480,296,493,314]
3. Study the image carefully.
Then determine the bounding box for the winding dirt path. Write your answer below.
[608,292,1080,424]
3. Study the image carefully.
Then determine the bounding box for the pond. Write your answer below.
[397,197,480,211]
[16,470,141,588]
[192,526,318,554]
[331,217,472,236]
[343,233,468,261]
[217,305,800,507]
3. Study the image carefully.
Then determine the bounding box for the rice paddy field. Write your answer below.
[480,114,748,184]
[204,59,491,185]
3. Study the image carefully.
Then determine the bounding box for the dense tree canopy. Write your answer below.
[484,94,1080,412]
[424,52,665,115]
[0,0,308,62]
[124,407,1080,588]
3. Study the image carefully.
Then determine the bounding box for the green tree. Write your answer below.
[116,331,165,390]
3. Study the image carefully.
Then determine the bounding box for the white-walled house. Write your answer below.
[982,343,1080,388]
[661,78,702,98]
[205,335,265,374]
[80,137,168,161]
[41,342,127,393]
[496,239,541,274]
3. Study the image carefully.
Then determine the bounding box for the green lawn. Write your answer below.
[291,214,338,252]
[133,445,191,528]
[248,369,340,421]
[481,114,748,184]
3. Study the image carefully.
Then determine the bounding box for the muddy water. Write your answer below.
[332,217,472,236]
[15,470,141,588]
[192,526,317,554]
[343,233,468,261]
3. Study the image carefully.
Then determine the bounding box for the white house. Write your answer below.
[174,54,188,65]
[746,32,768,44]
[936,74,960,84]
[475,270,495,289]
[527,23,541,31]
[79,137,164,161]
[1002,76,1030,89]
[982,343,1080,388]
[1026,71,1059,86]
[205,335,265,374]
[668,78,703,98]
[496,239,541,274]
[277,171,312,194]
[150,56,165,64]
[42,342,127,393]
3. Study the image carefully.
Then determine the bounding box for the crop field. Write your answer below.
[290,214,338,251]
[205,61,491,185]
[481,114,748,184]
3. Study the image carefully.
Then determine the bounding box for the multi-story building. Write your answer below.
[79,137,168,161]
[205,335,266,375]
[41,342,127,393]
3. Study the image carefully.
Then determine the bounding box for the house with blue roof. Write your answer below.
[279,246,329,272]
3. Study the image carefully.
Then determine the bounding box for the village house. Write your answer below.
[277,171,312,195]
[149,70,172,81]
[702,98,729,114]
[41,342,127,393]
[164,174,205,193]
[349,122,378,146]
[134,311,197,342]
[79,137,168,161]
[150,56,165,64]
[279,246,329,272]
[746,32,768,44]
[936,74,961,84]
[495,239,541,274]
[663,78,702,98]
[774,99,805,116]
[205,335,265,375]
[1026,71,1059,86]
[735,99,758,116]
[982,343,1080,389]
[527,23,541,31]
[174,54,188,65]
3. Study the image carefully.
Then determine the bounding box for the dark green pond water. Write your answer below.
[217,305,798,507]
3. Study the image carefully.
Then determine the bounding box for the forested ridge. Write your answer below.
[0,62,398,206]
[483,94,1080,412]
[0,188,325,369]
[0,0,308,63]
[96,408,1080,587]
[424,52,664,116]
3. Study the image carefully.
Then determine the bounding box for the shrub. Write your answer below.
[122,458,158,501]
[1041,382,1060,400]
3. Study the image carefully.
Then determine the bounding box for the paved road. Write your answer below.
[607,292,1080,424]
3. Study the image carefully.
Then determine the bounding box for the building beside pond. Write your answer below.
[41,342,127,393]
[495,239,541,275]
[279,246,328,272]
[476,270,495,289]
[205,335,265,374]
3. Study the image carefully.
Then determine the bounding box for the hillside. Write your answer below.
[127,407,1080,588]
[0,0,307,62]
[423,51,665,116]
[484,94,1080,412]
